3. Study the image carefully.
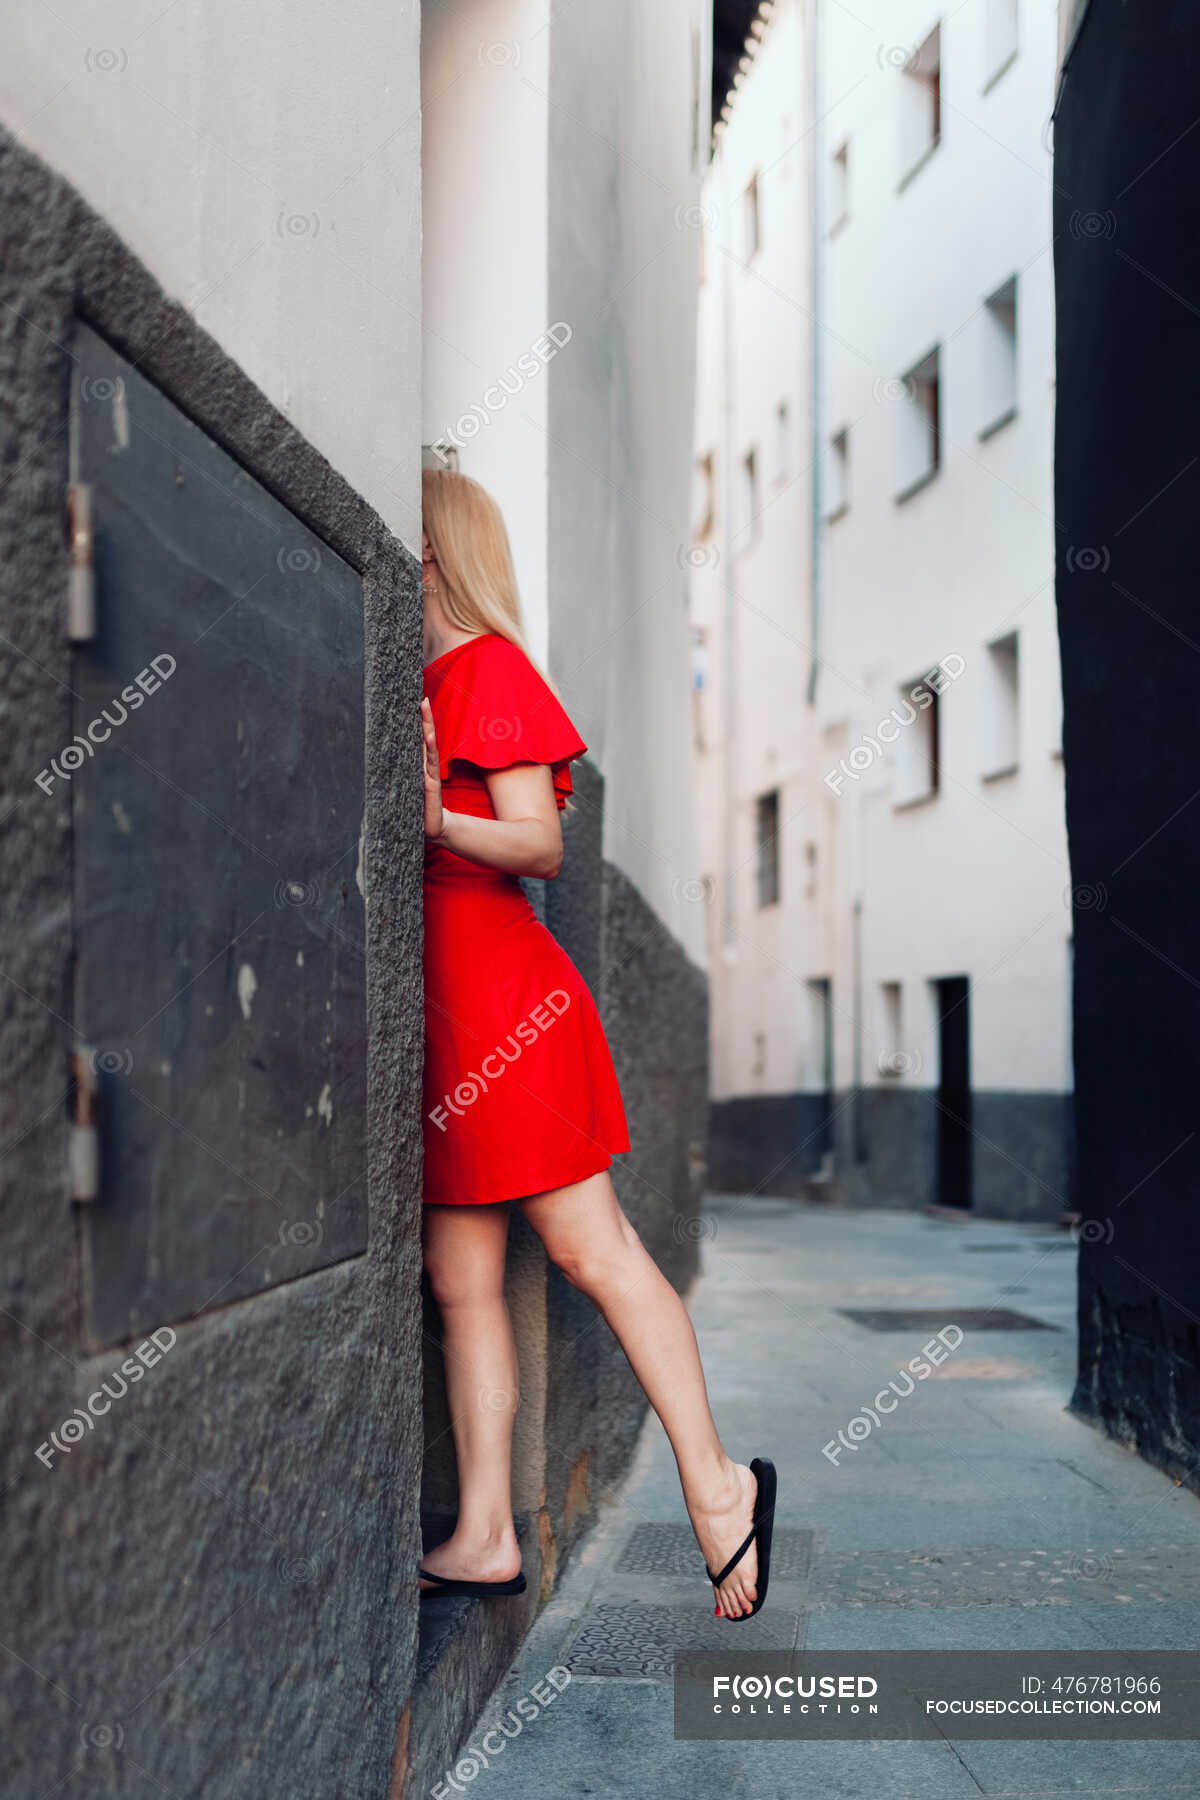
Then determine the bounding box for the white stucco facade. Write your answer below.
[691,0,823,1100]
[817,0,1068,1102]
[0,1,423,554]
[694,0,1071,1203]
[422,0,710,963]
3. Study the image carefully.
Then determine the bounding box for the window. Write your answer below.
[690,623,709,693]
[979,275,1017,438]
[899,25,941,184]
[755,789,780,907]
[802,978,833,1093]
[743,172,761,261]
[893,672,940,805]
[896,347,940,499]
[830,140,850,231]
[692,450,715,539]
[984,0,1018,89]
[774,400,790,484]
[983,632,1019,776]
[803,838,818,900]
[738,447,759,545]
[826,426,849,519]
[878,982,904,1076]
[690,626,709,750]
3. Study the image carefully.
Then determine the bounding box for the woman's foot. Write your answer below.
[417,1524,522,1592]
[687,1459,759,1619]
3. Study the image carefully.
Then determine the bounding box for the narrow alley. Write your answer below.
[424,1196,1200,1798]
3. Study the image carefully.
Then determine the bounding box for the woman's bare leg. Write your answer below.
[518,1171,760,1620]
[420,1201,522,1587]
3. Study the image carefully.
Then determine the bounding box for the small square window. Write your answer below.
[803,978,833,1093]
[878,982,904,1076]
[983,0,1018,90]
[893,673,941,805]
[895,348,940,499]
[774,400,790,484]
[830,140,850,231]
[899,26,941,185]
[979,275,1017,438]
[743,172,761,262]
[692,450,715,540]
[983,631,1019,776]
[738,448,759,546]
[826,427,850,519]
[755,789,780,908]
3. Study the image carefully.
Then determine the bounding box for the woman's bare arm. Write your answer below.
[422,697,563,879]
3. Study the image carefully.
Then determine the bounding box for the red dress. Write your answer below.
[422,633,630,1205]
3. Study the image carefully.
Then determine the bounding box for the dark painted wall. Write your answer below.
[708,1093,833,1198]
[714,1088,1072,1221]
[0,129,426,1800]
[1054,1,1200,1489]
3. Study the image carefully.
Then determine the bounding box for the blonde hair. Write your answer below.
[422,468,530,652]
[422,468,571,797]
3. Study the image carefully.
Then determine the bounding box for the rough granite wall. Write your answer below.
[542,763,707,1516]
[0,128,426,1800]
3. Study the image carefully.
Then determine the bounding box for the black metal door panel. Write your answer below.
[70,322,368,1344]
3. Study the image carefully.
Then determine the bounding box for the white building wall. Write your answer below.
[422,0,550,656]
[423,0,709,961]
[546,0,711,964]
[817,0,1067,1100]
[694,0,1071,1198]
[0,1,422,553]
[692,0,821,1097]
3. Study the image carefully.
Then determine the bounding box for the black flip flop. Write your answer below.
[705,1455,777,1620]
[418,1566,527,1599]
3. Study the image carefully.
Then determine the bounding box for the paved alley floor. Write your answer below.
[440,1197,1200,1799]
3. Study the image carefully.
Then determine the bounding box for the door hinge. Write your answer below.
[69,1045,99,1202]
[66,482,96,641]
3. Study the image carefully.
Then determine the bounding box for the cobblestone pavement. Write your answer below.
[438,1196,1200,1798]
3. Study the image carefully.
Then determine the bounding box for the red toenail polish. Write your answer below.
[715,1605,722,1616]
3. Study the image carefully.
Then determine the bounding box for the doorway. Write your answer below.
[934,975,971,1208]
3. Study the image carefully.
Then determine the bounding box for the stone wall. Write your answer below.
[0,128,426,1800]
[712,1087,1073,1220]
[0,116,710,1800]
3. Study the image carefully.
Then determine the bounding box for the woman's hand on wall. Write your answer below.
[421,698,446,840]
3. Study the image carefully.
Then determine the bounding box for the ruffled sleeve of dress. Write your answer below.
[433,634,587,810]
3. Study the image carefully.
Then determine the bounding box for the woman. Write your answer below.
[416,469,776,1622]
